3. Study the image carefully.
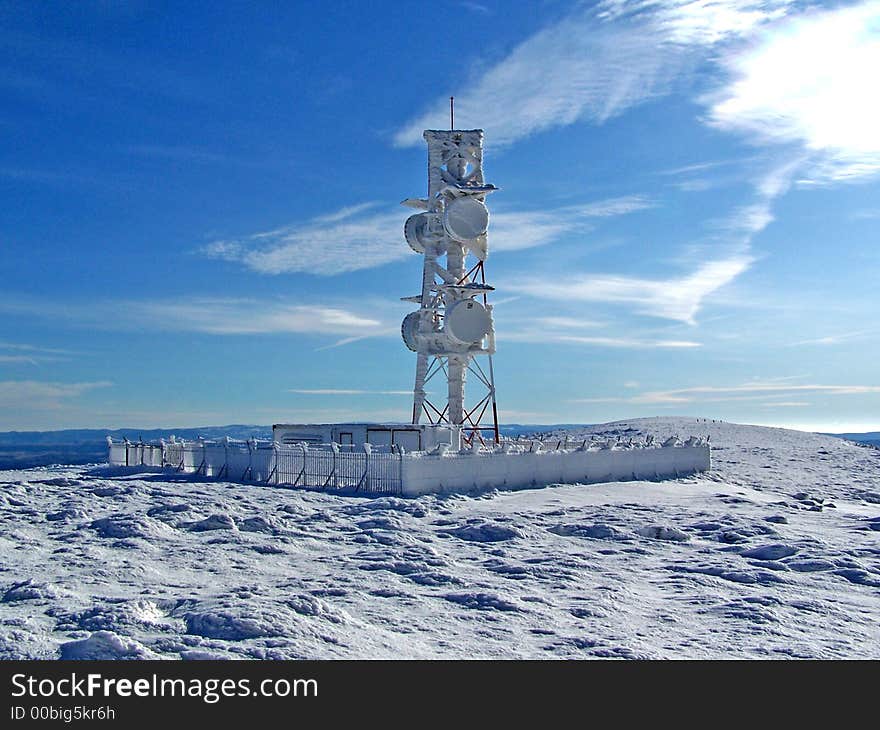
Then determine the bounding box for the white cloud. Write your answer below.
[789,329,877,347]
[202,196,651,275]
[576,380,880,404]
[492,196,652,252]
[0,341,74,365]
[706,1,880,182]
[0,380,112,410]
[544,335,700,348]
[0,295,399,345]
[512,254,753,324]
[202,204,406,276]
[394,1,791,147]
[602,0,793,45]
[117,298,388,337]
[759,401,810,407]
[0,355,41,365]
[288,389,413,395]
[502,318,700,348]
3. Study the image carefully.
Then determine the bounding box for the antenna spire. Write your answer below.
[450,96,454,130]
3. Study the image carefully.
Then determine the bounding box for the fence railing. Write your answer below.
[107,434,710,497]
[107,438,402,495]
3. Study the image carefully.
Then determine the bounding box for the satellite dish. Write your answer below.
[401,311,421,351]
[443,197,489,243]
[404,214,428,254]
[445,299,491,345]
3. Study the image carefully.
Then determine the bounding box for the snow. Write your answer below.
[1,416,879,659]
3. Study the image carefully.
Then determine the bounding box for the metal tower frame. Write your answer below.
[401,127,500,446]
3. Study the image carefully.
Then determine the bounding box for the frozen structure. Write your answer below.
[108,433,709,497]
[400,128,499,444]
[109,123,710,495]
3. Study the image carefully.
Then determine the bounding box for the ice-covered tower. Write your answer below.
[400,128,500,444]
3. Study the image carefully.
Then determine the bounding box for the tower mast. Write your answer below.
[400,126,500,444]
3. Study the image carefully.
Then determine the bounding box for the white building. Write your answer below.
[272,422,460,452]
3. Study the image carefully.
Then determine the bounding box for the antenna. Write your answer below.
[450,96,454,130]
[400,129,501,445]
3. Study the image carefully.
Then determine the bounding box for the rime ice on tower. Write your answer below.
[109,121,712,494]
[401,128,500,445]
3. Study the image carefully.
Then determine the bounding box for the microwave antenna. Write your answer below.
[400,121,500,445]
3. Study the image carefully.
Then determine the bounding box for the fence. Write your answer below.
[107,438,402,494]
[107,435,710,497]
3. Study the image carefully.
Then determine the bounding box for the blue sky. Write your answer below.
[1,0,879,432]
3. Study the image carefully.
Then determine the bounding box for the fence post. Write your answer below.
[272,442,280,485]
[364,443,371,492]
[196,438,206,476]
[398,449,404,495]
[296,443,306,487]
[218,436,229,480]
[243,438,255,481]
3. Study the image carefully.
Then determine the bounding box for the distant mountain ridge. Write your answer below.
[0,423,578,470]
[827,432,880,447]
[0,425,272,470]
[6,422,874,470]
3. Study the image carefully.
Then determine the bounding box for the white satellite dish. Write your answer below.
[443,197,489,243]
[445,299,491,345]
[401,311,421,351]
[404,214,428,254]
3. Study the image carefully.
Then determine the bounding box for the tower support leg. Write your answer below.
[412,353,429,424]
[447,355,467,425]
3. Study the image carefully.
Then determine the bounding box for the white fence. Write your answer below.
[401,441,709,496]
[107,438,402,494]
[107,436,710,497]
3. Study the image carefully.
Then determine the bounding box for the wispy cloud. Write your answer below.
[202,204,405,276]
[394,1,791,147]
[760,401,810,407]
[705,155,803,245]
[598,1,793,44]
[458,1,491,14]
[0,166,97,186]
[0,355,43,365]
[511,255,753,324]
[201,196,651,275]
[0,295,396,341]
[549,155,796,326]
[575,380,880,405]
[288,389,413,396]
[491,195,652,252]
[502,317,700,348]
[789,329,877,347]
[116,298,390,337]
[705,0,880,183]
[513,333,701,349]
[0,341,74,365]
[0,380,112,410]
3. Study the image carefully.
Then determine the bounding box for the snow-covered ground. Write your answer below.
[1,417,878,659]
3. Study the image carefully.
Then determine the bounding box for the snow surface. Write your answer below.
[1,417,879,659]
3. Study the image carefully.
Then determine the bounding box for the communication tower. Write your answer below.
[400,111,500,445]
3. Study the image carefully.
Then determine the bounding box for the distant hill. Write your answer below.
[827,431,880,448]
[0,423,586,470]
[0,425,272,470]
